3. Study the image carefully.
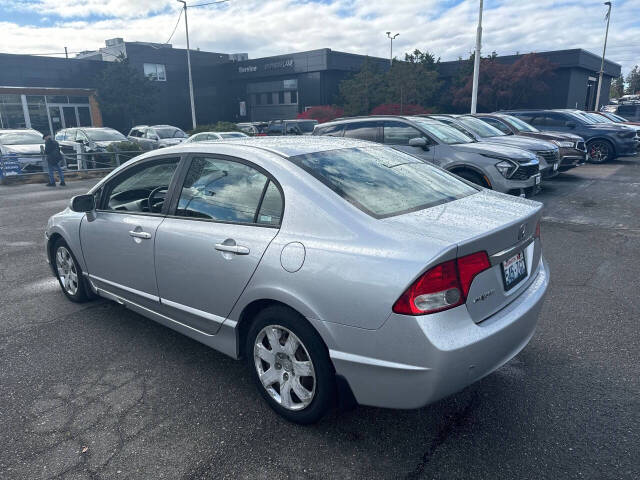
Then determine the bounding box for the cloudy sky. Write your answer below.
[1,0,639,74]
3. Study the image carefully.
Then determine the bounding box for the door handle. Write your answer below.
[215,243,250,255]
[129,230,152,239]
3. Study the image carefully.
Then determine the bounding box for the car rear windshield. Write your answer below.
[457,116,506,137]
[0,132,43,145]
[86,129,127,141]
[155,127,187,139]
[294,121,317,133]
[288,147,477,218]
[502,115,539,132]
[219,132,247,138]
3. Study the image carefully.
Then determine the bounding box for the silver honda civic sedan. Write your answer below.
[45,137,549,424]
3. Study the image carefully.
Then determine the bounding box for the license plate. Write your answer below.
[553,162,559,171]
[501,251,527,291]
[534,174,541,185]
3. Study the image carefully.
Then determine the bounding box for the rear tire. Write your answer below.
[246,305,335,424]
[587,140,613,163]
[53,239,90,303]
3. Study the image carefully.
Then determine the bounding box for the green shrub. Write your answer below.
[188,122,239,135]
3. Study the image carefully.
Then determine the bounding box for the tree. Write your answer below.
[450,53,555,112]
[626,66,640,95]
[371,104,430,115]
[94,55,157,131]
[610,75,625,99]
[296,105,344,123]
[384,50,441,110]
[338,58,386,116]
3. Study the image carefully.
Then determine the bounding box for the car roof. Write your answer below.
[152,136,376,158]
[0,128,42,134]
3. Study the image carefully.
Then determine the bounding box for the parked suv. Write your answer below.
[314,116,541,195]
[503,109,638,163]
[473,113,586,171]
[127,125,188,150]
[428,115,561,178]
[266,119,318,136]
[55,127,129,168]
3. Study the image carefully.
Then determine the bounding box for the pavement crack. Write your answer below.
[405,393,480,480]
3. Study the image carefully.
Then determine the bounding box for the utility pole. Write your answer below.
[64,47,68,59]
[177,0,197,130]
[386,32,399,67]
[470,0,483,113]
[595,2,612,111]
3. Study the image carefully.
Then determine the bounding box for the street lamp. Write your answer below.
[470,0,483,113]
[177,0,197,130]
[386,32,399,67]
[594,1,612,111]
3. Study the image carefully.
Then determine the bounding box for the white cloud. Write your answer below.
[0,0,638,73]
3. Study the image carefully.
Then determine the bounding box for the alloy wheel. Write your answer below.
[588,142,610,163]
[55,246,79,296]
[253,325,316,411]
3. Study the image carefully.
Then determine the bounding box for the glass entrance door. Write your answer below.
[63,106,78,128]
[48,106,63,135]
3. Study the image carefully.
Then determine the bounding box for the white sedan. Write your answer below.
[185,131,248,143]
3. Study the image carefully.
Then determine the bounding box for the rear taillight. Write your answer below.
[392,251,491,316]
[534,221,541,239]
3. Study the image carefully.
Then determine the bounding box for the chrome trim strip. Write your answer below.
[160,298,226,325]
[95,286,215,337]
[329,350,430,371]
[88,274,160,302]
[490,236,535,266]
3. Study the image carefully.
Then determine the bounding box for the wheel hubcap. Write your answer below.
[589,143,607,162]
[55,246,78,296]
[254,325,316,411]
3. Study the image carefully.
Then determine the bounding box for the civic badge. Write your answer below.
[518,224,527,241]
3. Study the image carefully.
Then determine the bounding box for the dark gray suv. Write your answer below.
[314,116,541,196]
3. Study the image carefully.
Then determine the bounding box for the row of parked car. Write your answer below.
[308,109,639,196]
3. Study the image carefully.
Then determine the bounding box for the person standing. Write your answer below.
[43,134,65,187]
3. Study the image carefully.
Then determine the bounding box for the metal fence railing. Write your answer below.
[0,149,142,179]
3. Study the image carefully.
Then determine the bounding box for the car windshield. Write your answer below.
[293,121,317,133]
[585,113,611,123]
[219,132,247,138]
[457,116,506,137]
[289,146,477,218]
[155,127,187,139]
[502,115,539,132]
[410,119,475,144]
[0,132,43,145]
[601,112,627,122]
[86,129,127,141]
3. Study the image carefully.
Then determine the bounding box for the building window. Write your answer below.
[278,91,285,104]
[266,93,274,105]
[144,63,167,81]
[0,95,26,129]
[290,91,298,104]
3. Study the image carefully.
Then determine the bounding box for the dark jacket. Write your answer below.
[44,138,63,166]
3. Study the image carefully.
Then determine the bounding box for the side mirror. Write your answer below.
[70,194,95,213]
[409,137,429,150]
[565,121,576,128]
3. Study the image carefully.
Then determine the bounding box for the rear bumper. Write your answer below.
[324,258,549,409]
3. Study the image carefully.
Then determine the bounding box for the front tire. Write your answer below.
[453,169,487,188]
[53,239,89,302]
[587,140,614,163]
[246,306,335,424]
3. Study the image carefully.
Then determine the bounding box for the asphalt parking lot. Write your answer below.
[1,158,639,480]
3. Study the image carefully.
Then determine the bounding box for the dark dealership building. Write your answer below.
[0,38,622,135]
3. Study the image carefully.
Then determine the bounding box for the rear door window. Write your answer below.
[480,117,511,134]
[343,121,380,142]
[315,124,344,137]
[382,121,423,145]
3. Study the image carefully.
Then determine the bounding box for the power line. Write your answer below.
[165,8,184,44]
[189,0,230,8]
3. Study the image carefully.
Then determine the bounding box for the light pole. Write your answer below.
[177,0,197,130]
[386,32,399,67]
[594,1,612,111]
[470,0,483,113]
